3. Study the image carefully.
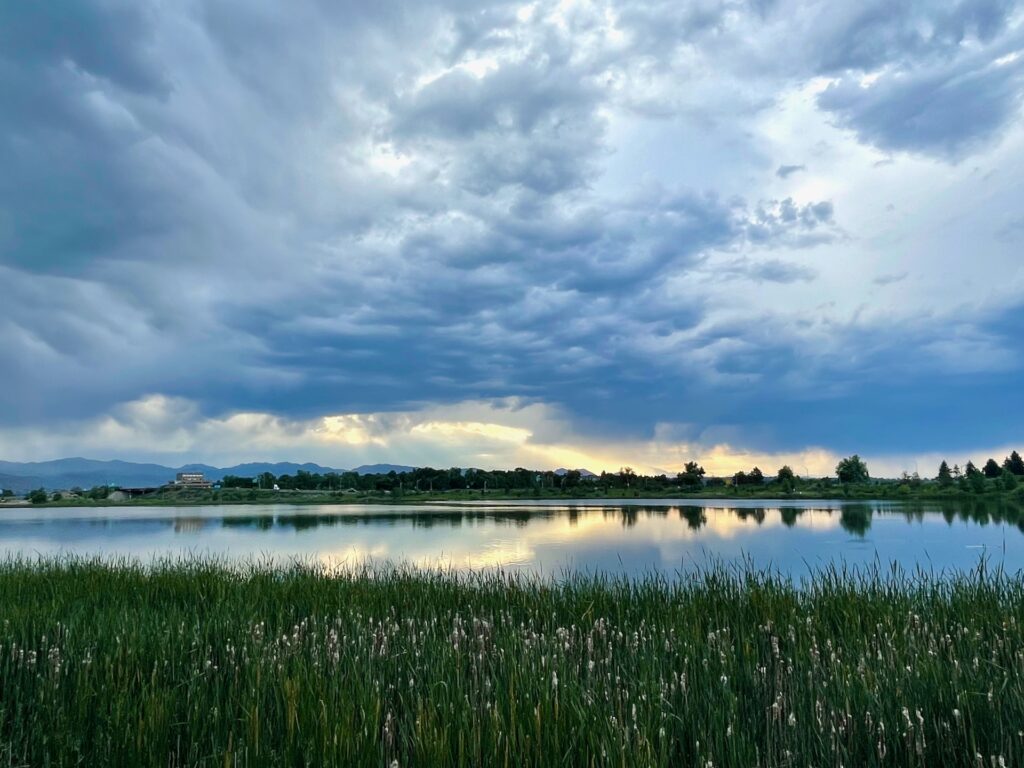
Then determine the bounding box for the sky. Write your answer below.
[1,0,1023,477]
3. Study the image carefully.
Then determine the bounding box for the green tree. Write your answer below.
[937,461,953,487]
[1003,451,1024,477]
[1000,470,1019,492]
[677,461,705,487]
[964,461,980,477]
[969,472,987,494]
[27,488,48,504]
[983,459,1001,478]
[836,455,869,484]
[447,467,466,490]
[776,465,796,493]
[0,489,13,498]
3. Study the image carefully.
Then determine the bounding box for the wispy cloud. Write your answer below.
[873,272,908,286]
[776,164,806,178]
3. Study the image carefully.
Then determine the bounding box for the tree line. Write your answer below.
[8,450,1023,502]
[211,450,1024,496]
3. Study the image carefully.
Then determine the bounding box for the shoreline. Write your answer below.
[3,487,1021,509]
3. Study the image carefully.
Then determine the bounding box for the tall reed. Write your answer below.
[0,557,1020,766]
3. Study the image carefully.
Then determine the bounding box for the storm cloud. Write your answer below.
[1,0,1022,468]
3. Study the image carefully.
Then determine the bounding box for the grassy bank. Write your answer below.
[10,482,1024,508]
[0,560,1022,766]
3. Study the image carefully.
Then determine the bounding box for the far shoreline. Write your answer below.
[3,486,1021,510]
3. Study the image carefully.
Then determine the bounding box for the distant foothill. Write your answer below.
[2,451,1023,505]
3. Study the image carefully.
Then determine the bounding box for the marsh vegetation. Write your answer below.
[0,559,1021,766]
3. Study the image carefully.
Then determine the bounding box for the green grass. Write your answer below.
[0,559,1022,766]
[14,480,1024,508]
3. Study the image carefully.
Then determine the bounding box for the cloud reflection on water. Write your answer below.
[0,500,1020,578]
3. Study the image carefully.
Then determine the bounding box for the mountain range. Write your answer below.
[0,459,416,493]
[554,468,598,477]
[0,459,602,493]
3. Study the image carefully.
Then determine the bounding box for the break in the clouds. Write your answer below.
[1,0,1023,473]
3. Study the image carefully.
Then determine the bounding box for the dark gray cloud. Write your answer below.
[0,0,1021,460]
[610,0,1023,160]
[873,272,909,286]
[818,41,1024,159]
[609,0,1017,73]
[805,0,1015,73]
[776,164,805,178]
[743,199,836,246]
[720,258,818,284]
[0,2,167,95]
[0,2,168,272]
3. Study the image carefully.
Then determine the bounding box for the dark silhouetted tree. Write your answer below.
[677,461,705,487]
[27,488,47,504]
[983,459,1002,478]
[964,461,980,477]
[836,455,869,484]
[1004,451,1024,476]
[731,468,765,486]
[776,465,796,493]
[937,461,953,487]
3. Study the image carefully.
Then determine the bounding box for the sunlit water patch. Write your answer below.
[0,499,1021,577]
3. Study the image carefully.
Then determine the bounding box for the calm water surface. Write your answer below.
[1,499,1021,578]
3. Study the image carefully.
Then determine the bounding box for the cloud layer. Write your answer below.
[2,393,1009,479]
[1,0,1023,470]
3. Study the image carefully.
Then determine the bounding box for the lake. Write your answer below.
[1,498,1021,578]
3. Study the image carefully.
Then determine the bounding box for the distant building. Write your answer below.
[117,487,161,499]
[174,472,212,489]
